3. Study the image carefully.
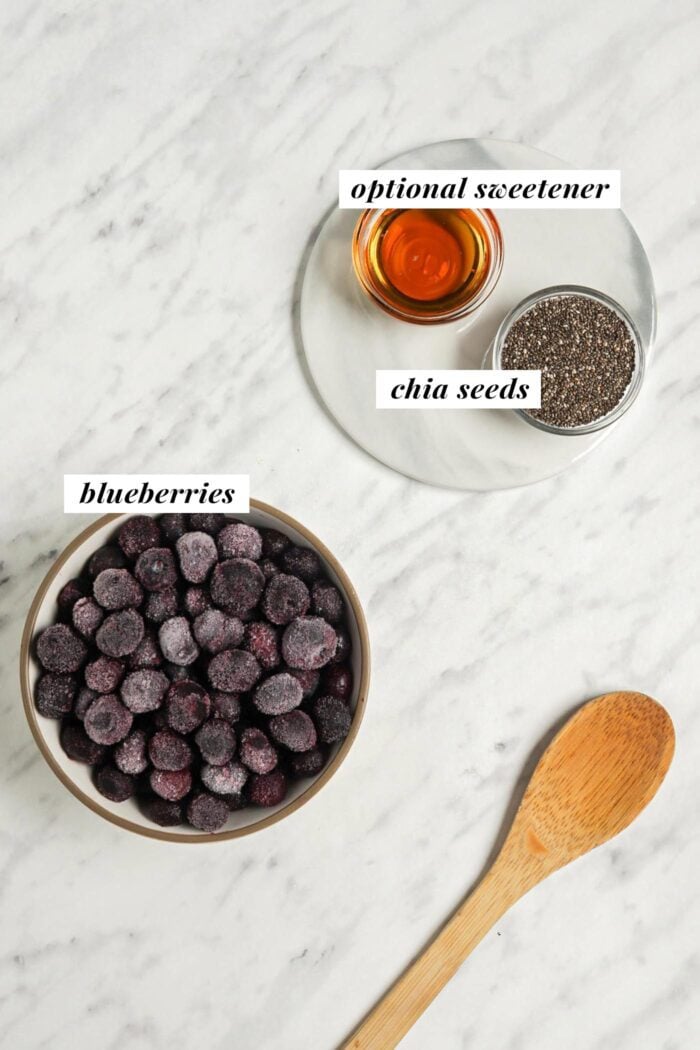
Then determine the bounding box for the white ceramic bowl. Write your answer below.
[20,503,370,842]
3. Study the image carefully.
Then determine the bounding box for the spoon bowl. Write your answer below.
[509,691,675,874]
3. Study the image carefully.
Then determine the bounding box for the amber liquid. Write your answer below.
[360,209,494,318]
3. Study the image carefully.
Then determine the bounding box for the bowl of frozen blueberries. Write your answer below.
[20,503,370,841]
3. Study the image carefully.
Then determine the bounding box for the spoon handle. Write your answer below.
[340,865,520,1050]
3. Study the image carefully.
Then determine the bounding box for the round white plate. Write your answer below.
[300,139,656,490]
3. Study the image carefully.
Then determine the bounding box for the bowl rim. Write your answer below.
[19,502,371,844]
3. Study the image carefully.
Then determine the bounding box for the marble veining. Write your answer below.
[1,1,699,1048]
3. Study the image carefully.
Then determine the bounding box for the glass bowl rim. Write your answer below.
[492,283,646,436]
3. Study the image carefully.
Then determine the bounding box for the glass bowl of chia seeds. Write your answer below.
[491,285,645,436]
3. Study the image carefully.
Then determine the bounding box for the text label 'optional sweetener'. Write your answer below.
[340,170,620,209]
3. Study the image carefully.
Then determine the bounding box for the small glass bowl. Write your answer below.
[490,284,645,436]
[351,208,504,325]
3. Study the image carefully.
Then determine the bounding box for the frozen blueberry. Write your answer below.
[312,695,352,744]
[285,667,320,699]
[165,680,211,734]
[88,545,127,578]
[93,568,143,611]
[158,616,198,666]
[330,626,351,665]
[187,513,226,535]
[243,621,280,668]
[36,673,76,718]
[118,516,161,560]
[193,609,244,654]
[60,721,107,764]
[72,597,104,638]
[289,748,326,778]
[164,662,191,682]
[134,547,177,592]
[311,580,344,624]
[211,691,242,724]
[114,729,149,775]
[150,767,192,802]
[84,694,133,745]
[260,558,280,580]
[208,649,261,693]
[261,528,291,559]
[239,727,278,774]
[150,706,170,728]
[282,617,337,670]
[36,624,87,674]
[120,669,169,713]
[144,587,179,624]
[159,513,188,543]
[128,628,163,669]
[269,710,317,752]
[195,719,236,765]
[262,574,310,626]
[95,764,136,802]
[140,796,183,826]
[210,558,265,617]
[176,531,217,584]
[223,793,246,811]
[186,792,230,832]
[217,523,263,561]
[57,578,88,615]
[96,609,144,657]
[183,586,211,618]
[74,686,98,720]
[149,729,193,771]
[143,583,178,621]
[200,761,248,796]
[84,656,125,693]
[248,769,287,807]
[281,546,322,583]
[322,664,353,701]
[253,672,302,715]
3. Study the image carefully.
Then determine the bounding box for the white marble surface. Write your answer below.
[1,2,699,1048]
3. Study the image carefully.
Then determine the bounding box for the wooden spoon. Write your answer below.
[341,691,674,1050]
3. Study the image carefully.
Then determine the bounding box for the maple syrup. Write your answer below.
[352,208,503,324]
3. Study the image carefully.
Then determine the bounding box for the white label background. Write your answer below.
[376,370,541,409]
[339,169,620,208]
[64,474,250,513]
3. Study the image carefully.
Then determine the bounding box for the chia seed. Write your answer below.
[501,293,637,428]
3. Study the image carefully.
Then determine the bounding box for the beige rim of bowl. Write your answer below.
[19,502,371,844]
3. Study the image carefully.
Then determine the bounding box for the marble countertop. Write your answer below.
[1,1,699,1047]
